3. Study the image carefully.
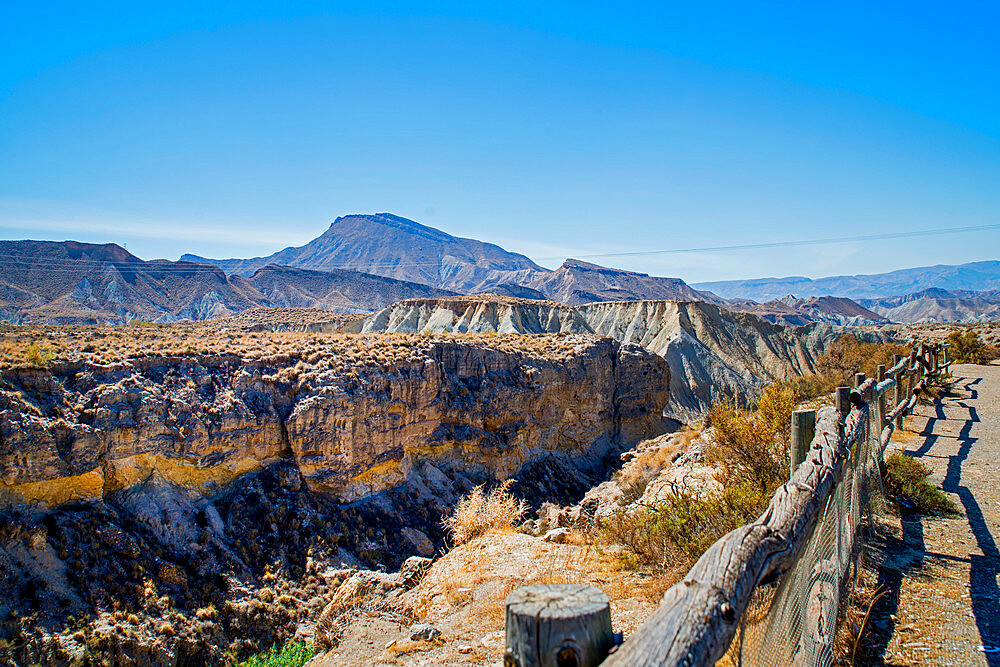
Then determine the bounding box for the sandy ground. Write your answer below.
[860,363,1000,666]
[305,533,670,667]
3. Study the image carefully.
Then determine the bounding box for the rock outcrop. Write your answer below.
[360,296,841,422]
[0,335,668,665]
[0,335,669,509]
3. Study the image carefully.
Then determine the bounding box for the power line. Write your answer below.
[0,221,996,273]
[533,222,1000,261]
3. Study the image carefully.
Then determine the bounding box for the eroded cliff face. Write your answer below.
[0,334,668,665]
[1,335,669,509]
[361,297,840,422]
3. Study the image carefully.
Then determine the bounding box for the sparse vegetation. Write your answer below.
[883,453,958,516]
[706,384,794,494]
[443,480,527,546]
[779,334,911,402]
[239,641,313,667]
[0,324,590,369]
[599,385,794,574]
[25,342,56,367]
[599,482,769,570]
[946,329,1000,365]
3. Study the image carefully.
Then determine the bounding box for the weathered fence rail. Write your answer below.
[504,342,951,667]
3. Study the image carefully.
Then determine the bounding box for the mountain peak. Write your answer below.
[560,258,648,277]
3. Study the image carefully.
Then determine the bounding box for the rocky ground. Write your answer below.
[853,363,1000,665]
[304,428,724,667]
[0,332,670,665]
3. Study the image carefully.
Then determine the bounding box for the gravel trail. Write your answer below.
[866,363,1000,666]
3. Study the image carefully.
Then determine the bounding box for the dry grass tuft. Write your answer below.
[442,480,527,546]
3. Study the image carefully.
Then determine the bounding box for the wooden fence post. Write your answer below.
[835,386,851,418]
[505,584,613,667]
[854,373,866,390]
[790,409,816,475]
[893,354,904,429]
[876,364,887,433]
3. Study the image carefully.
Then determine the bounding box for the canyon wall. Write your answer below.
[360,297,840,421]
[0,335,669,510]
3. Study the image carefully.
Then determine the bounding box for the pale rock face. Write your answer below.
[0,336,669,511]
[361,297,844,422]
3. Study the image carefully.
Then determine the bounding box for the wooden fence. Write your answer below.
[503,342,951,667]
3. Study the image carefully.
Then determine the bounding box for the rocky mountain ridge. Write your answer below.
[182,213,549,294]
[859,287,1000,323]
[732,295,889,326]
[183,213,723,305]
[0,241,459,324]
[694,259,1000,301]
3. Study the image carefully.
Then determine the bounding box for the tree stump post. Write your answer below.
[505,584,613,667]
[835,386,851,418]
[790,409,816,475]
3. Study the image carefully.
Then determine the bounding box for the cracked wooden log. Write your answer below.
[602,404,869,666]
[505,584,613,667]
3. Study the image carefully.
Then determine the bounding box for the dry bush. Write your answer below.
[815,335,909,388]
[706,384,794,494]
[442,480,527,546]
[946,329,1000,365]
[598,482,769,572]
[614,431,695,504]
[781,335,911,402]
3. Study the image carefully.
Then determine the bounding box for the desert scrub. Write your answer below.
[443,479,527,546]
[883,453,958,516]
[946,329,1000,365]
[777,335,911,402]
[706,383,795,495]
[599,481,770,570]
[239,641,313,667]
[25,342,56,367]
[599,386,793,574]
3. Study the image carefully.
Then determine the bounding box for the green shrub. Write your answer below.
[946,329,999,365]
[239,641,313,667]
[25,343,56,367]
[598,481,771,570]
[706,384,794,495]
[883,453,957,516]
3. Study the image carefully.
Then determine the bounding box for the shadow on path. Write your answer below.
[866,375,1000,665]
[901,379,1000,665]
[938,398,1000,664]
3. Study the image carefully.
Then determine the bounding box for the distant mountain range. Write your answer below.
[183,213,723,306]
[182,213,547,294]
[526,259,724,306]
[694,260,1000,301]
[859,288,1000,323]
[2,214,997,324]
[732,295,889,327]
[0,240,454,324]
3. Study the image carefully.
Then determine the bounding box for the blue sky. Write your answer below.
[2,1,998,282]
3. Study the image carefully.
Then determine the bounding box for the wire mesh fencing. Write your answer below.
[719,402,887,667]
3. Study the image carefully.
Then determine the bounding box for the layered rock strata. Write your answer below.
[0,335,669,509]
[0,335,668,665]
[360,297,841,421]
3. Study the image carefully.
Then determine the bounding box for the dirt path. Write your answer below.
[863,363,1000,666]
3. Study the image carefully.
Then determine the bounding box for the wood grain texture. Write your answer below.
[505,584,613,667]
[601,343,940,666]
